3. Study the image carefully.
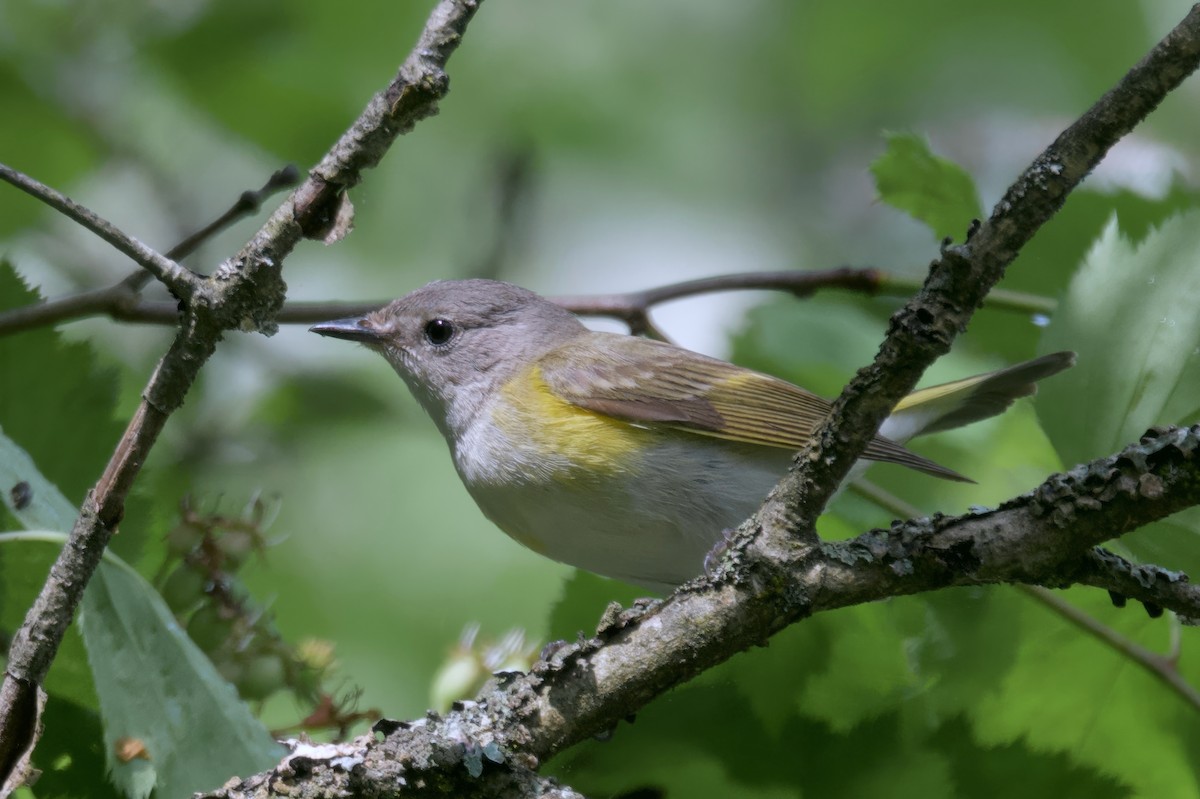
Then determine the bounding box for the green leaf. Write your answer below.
[0,534,98,709]
[1038,213,1200,464]
[931,716,1129,799]
[26,697,122,799]
[797,605,916,732]
[77,539,285,799]
[0,76,98,238]
[1037,212,1200,574]
[0,422,76,532]
[871,132,983,241]
[0,532,284,799]
[548,679,804,799]
[1,430,283,798]
[1,425,98,708]
[977,181,1200,363]
[0,264,122,515]
[972,587,1200,799]
[1120,506,1200,579]
[0,261,153,565]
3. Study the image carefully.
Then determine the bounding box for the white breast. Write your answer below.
[455,416,788,592]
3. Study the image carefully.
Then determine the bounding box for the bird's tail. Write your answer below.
[881,351,1076,445]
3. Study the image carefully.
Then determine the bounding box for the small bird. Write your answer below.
[312,279,1074,593]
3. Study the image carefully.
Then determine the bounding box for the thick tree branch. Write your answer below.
[0,0,483,784]
[200,7,1200,796]
[850,477,1200,618]
[1067,546,1199,617]
[757,2,1200,535]
[2,1,1196,796]
[204,425,1200,799]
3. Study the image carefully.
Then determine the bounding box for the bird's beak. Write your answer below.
[309,315,384,343]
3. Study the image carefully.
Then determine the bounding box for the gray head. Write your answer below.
[311,279,587,436]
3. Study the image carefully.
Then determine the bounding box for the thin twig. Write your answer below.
[0,166,301,336]
[1071,548,1200,619]
[755,3,1200,535]
[473,147,536,281]
[0,285,150,335]
[847,477,923,519]
[125,164,302,291]
[0,267,1060,335]
[851,478,1200,713]
[1020,584,1200,712]
[0,163,198,300]
[853,481,1200,618]
[0,0,485,784]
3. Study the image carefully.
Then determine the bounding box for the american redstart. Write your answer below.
[312,279,1074,592]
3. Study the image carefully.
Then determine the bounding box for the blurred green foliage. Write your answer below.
[3,0,1200,797]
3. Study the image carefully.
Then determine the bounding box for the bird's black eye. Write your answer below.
[423,318,455,346]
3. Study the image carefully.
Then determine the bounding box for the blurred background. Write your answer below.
[3,0,1200,796]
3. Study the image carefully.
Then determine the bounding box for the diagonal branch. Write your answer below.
[203,7,1200,796]
[1020,585,1200,712]
[204,425,1200,799]
[1069,547,1199,617]
[754,3,1200,535]
[0,163,199,300]
[0,0,485,785]
[0,166,301,336]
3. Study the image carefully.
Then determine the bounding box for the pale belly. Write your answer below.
[456,423,789,593]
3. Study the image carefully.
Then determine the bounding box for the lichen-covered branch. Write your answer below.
[0,0,483,786]
[1072,548,1200,618]
[199,5,1200,796]
[4,1,1199,797]
[808,426,1200,610]
[203,426,1200,799]
[760,2,1200,531]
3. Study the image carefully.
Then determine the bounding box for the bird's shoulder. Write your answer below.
[536,333,832,446]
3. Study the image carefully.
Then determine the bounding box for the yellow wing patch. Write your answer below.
[537,333,968,481]
[493,363,653,474]
[893,374,989,412]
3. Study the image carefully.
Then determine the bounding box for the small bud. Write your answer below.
[187,604,236,652]
[237,654,288,701]
[160,565,207,615]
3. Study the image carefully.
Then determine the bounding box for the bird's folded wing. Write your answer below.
[539,334,968,482]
